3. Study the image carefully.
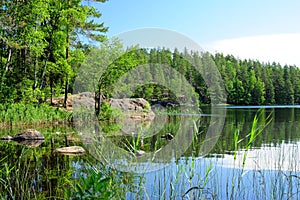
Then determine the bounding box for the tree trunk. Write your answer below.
[50,78,53,105]
[39,53,49,89]
[0,48,12,90]
[95,84,101,116]
[63,0,70,109]
[33,57,38,89]
[63,74,68,108]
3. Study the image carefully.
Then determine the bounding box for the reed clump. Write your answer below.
[0,103,71,128]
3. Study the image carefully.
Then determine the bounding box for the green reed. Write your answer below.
[0,148,41,200]
[0,103,71,127]
[242,108,272,166]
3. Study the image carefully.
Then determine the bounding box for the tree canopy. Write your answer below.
[0,0,108,105]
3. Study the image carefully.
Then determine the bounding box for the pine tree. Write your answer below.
[283,66,294,104]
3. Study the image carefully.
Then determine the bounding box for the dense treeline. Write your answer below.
[80,44,299,107]
[213,53,300,105]
[77,44,225,113]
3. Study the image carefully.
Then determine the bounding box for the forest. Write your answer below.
[1,0,300,117]
[84,46,300,106]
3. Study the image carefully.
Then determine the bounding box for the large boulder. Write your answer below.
[110,98,155,120]
[71,92,100,110]
[110,98,149,111]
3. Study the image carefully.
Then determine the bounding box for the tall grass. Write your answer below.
[0,103,71,127]
[238,109,272,166]
[0,148,42,200]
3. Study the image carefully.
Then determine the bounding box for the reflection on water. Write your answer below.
[126,107,300,199]
[134,155,300,199]
[0,107,300,199]
[218,141,300,171]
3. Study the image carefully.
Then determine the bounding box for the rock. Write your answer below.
[71,92,99,111]
[110,98,155,121]
[110,98,149,111]
[0,136,13,140]
[13,129,44,141]
[54,146,85,155]
[135,150,146,157]
[51,92,155,120]
[0,129,44,141]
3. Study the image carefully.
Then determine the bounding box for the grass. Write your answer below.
[236,108,273,166]
[0,103,72,128]
[0,148,43,200]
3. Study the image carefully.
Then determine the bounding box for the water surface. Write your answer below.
[1,107,300,199]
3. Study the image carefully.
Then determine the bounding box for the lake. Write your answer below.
[1,106,300,199]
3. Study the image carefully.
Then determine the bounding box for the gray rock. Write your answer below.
[13,129,44,141]
[54,92,156,120]
[110,98,155,121]
[110,98,149,111]
[1,129,44,141]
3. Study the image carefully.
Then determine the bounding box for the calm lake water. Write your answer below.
[1,106,300,199]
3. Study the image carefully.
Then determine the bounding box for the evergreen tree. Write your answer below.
[262,67,275,104]
[272,64,285,104]
[283,66,294,104]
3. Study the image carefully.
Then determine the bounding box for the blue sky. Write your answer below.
[90,0,300,66]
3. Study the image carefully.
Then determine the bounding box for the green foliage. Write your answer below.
[75,38,124,93]
[0,103,71,127]
[0,0,108,104]
[71,168,112,199]
[1,0,300,123]
[95,47,300,108]
[97,102,123,121]
[213,54,300,105]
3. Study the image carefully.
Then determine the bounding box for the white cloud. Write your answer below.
[204,34,300,67]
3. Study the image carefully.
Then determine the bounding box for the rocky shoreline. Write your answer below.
[52,92,155,121]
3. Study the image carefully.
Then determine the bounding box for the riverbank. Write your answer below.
[0,93,155,128]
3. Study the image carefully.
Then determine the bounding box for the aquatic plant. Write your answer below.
[0,103,71,127]
[71,167,112,199]
[241,109,272,166]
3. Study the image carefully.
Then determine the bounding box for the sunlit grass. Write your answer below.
[0,103,71,127]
